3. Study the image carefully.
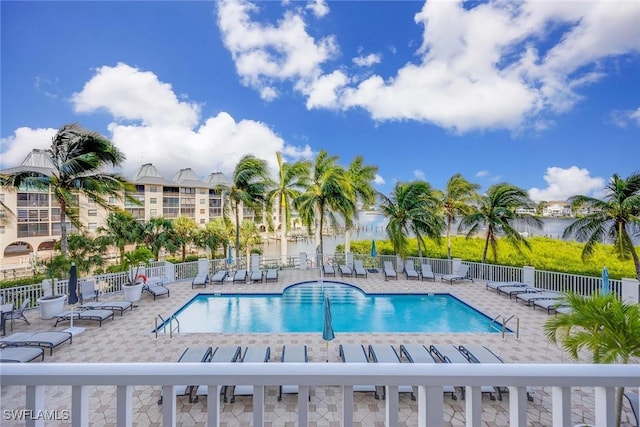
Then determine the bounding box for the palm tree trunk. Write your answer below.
[181,243,186,262]
[447,217,452,260]
[344,227,351,253]
[616,386,624,427]
[482,233,490,264]
[314,203,323,265]
[60,201,68,257]
[280,202,287,265]
[630,247,640,281]
[235,201,240,261]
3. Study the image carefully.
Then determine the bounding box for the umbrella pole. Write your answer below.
[326,340,329,363]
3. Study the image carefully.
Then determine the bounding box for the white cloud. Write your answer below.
[353,53,381,67]
[528,166,605,202]
[413,169,425,180]
[216,0,338,101]
[609,107,640,128]
[373,174,385,185]
[0,127,57,169]
[217,0,640,133]
[475,170,489,178]
[72,63,200,128]
[1,63,309,180]
[306,0,329,18]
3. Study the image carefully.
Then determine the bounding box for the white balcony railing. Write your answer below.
[2,362,638,427]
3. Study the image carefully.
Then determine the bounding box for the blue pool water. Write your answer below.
[167,281,502,334]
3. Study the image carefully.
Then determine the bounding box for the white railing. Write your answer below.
[2,362,637,427]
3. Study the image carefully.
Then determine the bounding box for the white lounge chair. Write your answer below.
[515,290,562,306]
[497,285,540,299]
[404,260,419,280]
[143,280,170,300]
[339,264,353,277]
[339,344,378,398]
[194,345,242,403]
[458,345,534,401]
[441,264,472,284]
[353,260,367,278]
[250,254,264,283]
[0,331,72,355]
[399,344,457,399]
[368,344,414,399]
[230,346,271,402]
[278,345,308,400]
[383,261,397,281]
[420,263,435,281]
[265,269,278,283]
[81,300,133,316]
[485,281,524,293]
[429,344,497,400]
[233,269,248,283]
[79,280,99,303]
[54,309,114,327]
[532,298,567,314]
[322,263,336,277]
[158,346,213,404]
[0,346,44,363]
[192,272,209,289]
[210,270,228,284]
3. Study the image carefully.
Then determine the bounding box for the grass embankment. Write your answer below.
[343,236,637,280]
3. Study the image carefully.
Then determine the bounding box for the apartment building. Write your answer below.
[0,149,266,262]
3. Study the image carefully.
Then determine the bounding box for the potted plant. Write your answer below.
[121,247,153,302]
[36,255,70,319]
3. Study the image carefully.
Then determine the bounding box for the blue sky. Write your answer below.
[2,0,639,203]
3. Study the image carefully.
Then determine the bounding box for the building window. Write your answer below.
[150,209,157,217]
[200,219,205,224]
[150,198,157,204]
[88,209,98,217]
[88,222,97,231]
[0,226,5,234]
[109,196,118,204]
[200,209,205,214]
[0,194,5,202]
[200,199,205,205]
[149,186,158,192]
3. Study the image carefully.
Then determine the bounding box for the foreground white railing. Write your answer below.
[2,363,638,427]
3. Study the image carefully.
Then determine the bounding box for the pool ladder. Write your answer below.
[155,314,180,339]
[490,314,519,340]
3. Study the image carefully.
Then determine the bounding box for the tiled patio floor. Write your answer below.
[1,268,637,426]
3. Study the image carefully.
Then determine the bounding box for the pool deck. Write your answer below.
[1,268,637,426]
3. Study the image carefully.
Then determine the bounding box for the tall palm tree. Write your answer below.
[173,216,198,262]
[223,155,272,261]
[141,217,178,261]
[563,172,640,280]
[267,152,311,265]
[97,210,141,264]
[459,183,542,263]
[544,292,640,427]
[440,173,480,260]
[0,123,134,256]
[378,181,444,258]
[344,156,378,253]
[296,150,354,261]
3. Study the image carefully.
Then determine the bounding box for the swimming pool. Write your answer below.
[165,281,503,334]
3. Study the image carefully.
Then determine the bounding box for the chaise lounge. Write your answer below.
[210,270,228,284]
[278,345,308,400]
[158,346,213,404]
[230,346,271,403]
[0,346,45,363]
[339,344,378,399]
[265,269,278,283]
[441,264,472,284]
[81,300,133,316]
[368,344,414,399]
[383,261,397,281]
[353,260,367,278]
[400,344,457,399]
[404,260,419,280]
[0,331,72,355]
[143,279,170,300]
[54,309,114,327]
[193,345,242,403]
[420,263,435,281]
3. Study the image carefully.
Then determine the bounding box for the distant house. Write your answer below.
[542,201,572,217]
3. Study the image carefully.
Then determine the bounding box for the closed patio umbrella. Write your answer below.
[67,262,84,334]
[370,240,377,258]
[601,266,610,295]
[227,244,233,265]
[322,296,335,362]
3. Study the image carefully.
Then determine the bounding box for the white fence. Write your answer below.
[2,362,638,427]
[0,254,636,311]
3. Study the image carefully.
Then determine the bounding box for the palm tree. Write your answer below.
[544,292,640,427]
[459,183,542,263]
[296,150,354,261]
[97,210,141,264]
[239,220,262,261]
[66,233,106,276]
[196,217,233,259]
[563,172,640,280]
[173,216,198,262]
[141,217,178,261]
[267,152,311,265]
[440,173,480,260]
[378,181,444,258]
[223,155,272,261]
[0,123,134,256]
[344,156,378,253]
